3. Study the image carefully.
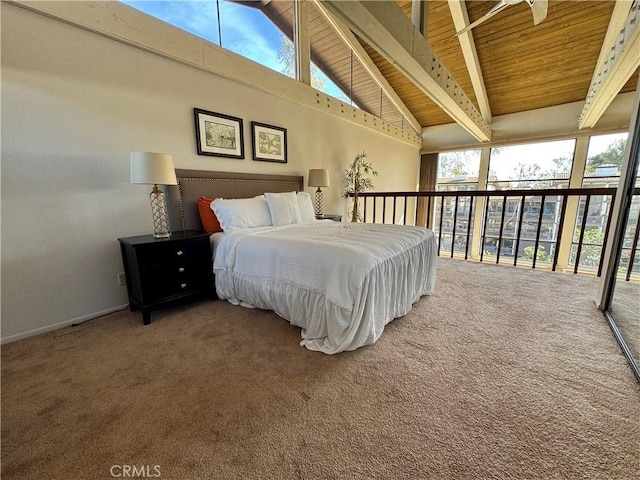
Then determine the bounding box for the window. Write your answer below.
[433,150,481,257]
[582,133,628,188]
[122,0,355,100]
[488,139,575,190]
[121,1,292,77]
[569,133,629,271]
[436,150,481,192]
[480,140,576,264]
[122,1,220,44]
[276,35,351,102]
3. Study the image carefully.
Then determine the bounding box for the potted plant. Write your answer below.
[343,152,379,222]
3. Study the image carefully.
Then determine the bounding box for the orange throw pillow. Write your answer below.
[198,196,222,234]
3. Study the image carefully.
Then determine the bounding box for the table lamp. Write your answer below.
[131,152,178,238]
[308,168,330,216]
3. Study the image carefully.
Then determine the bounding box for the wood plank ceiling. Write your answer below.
[250,0,638,132]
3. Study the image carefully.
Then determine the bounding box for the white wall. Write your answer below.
[1,3,419,342]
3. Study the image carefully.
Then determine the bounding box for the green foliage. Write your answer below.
[438,150,477,178]
[617,249,634,274]
[585,138,627,175]
[277,37,326,91]
[573,228,605,267]
[343,152,378,222]
[522,245,550,262]
[439,156,466,178]
[579,228,606,244]
[552,156,572,173]
[511,162,555,188]
[515,162,543,179]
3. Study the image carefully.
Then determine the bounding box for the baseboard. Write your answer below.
[0,304,129,345]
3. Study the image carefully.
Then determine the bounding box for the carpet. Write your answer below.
[2,258,639,479]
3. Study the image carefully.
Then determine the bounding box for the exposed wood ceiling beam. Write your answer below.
[319,0,492,142]
[312,0,422,133]
[579,1,640,129]
[447,0,492,122]
[293,0,311,85]
[593,0,632,73]
[412,0,429,37]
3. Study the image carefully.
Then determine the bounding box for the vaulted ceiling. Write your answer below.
[247,0,639,140]
[389,0,638,127]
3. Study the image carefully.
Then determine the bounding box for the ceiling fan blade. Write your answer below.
[455,0,510,36]
[527,0,549,25]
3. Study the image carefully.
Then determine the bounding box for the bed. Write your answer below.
[166,169,437,354]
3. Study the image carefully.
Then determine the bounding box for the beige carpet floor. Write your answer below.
[2,258,639,480]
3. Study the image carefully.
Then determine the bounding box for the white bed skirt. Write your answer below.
[213,222,437,354]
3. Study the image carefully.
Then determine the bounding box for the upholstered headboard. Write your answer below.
[166,169,304,232]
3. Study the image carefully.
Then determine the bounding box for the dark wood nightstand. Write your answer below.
[316,214,342,222]
[118,230,216,325]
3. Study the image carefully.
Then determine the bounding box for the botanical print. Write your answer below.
[205,120,236,150]
[258,131,282,156]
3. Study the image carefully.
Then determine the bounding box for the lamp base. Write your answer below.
[150,185,171,238]
[314,187,324,216]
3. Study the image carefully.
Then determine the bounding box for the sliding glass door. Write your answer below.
[602,90,640,382]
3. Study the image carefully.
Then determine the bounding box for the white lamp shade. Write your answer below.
[130,152,178,185]
[308,169,330,188]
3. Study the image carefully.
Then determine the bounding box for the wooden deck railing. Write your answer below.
[352,187,640,280]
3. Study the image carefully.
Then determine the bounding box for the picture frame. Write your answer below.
[251,121,287,163]
[194,108,244,159]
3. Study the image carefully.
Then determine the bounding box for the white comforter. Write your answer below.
[213,221,437,354]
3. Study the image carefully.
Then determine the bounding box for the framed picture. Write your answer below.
[251,121,287,163]
[194,108,244,159]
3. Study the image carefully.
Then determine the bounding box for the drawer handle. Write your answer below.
[176,250,184,256]
[178,267,185,273]
[180,283,188,289]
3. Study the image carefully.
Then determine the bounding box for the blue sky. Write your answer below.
[120,0,348,99]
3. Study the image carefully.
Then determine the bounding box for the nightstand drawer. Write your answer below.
[136,240,204,268]
[136,238,211,303]
[140,263,209,303]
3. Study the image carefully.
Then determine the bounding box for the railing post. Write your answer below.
[470,147,491,258]
[417,153,437,227]
[556,136,589,270]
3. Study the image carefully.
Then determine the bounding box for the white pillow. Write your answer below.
[211,196,272,232]
[265,192,301,226]
[297,192,316,222]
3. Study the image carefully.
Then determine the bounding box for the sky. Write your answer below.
[120,0,348,100]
